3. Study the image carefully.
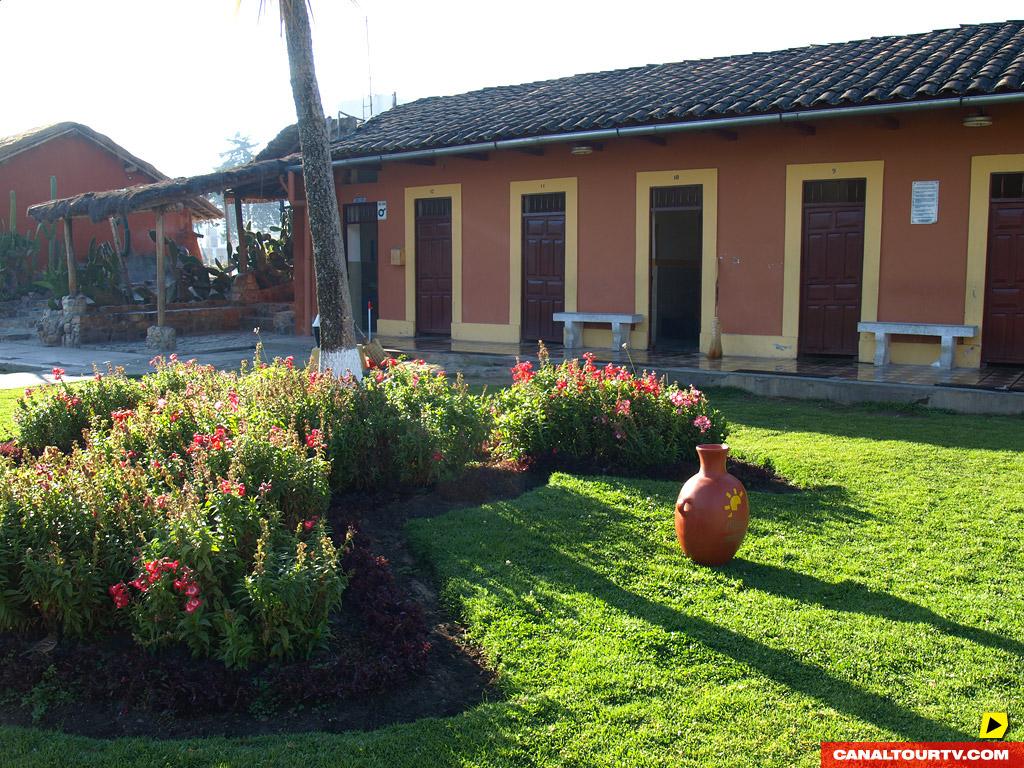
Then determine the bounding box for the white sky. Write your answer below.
[0,0,1020,177]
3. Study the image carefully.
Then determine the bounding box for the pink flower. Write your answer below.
[23,388,32,398]
[615,399,631,416]
[51,367,65,380]
[670,390,686,407]
[258,480,273,495]
[93,373,103,382]
[693,415,712,434]
[228,391,240,410]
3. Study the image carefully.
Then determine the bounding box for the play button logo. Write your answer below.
[980,712,1008,739]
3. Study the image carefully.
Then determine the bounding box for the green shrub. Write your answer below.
[15,368,142,452]
[490,347,727,473]
[0,352,490,666]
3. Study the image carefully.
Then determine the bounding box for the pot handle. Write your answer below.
[679,499,693,517]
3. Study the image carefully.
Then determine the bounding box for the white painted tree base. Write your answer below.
[320,347,364,381]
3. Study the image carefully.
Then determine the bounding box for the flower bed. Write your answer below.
[490,347,727,474]
[0,345,726,686]
[0,353,489,667]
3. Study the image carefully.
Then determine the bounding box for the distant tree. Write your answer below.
[209,132,279,234]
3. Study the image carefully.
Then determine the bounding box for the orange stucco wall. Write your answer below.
[0,132,200,269]
[291,103,1024,345]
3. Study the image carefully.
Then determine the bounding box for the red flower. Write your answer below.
[93,373,103,382]
[284,355,295,370]
[303,515,320,531]
[432,451,444,462]
[305,428,324,449]
[615,399,631,416]
[111,408,134,426]
[511,360,535,384]
[184,597,202,613]
[108,583,130,609]
[218,478,245,497]
[51,366,66,380]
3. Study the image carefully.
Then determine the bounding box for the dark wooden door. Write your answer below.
[521,193,566,343]
[982,182,1024,364]
[415,198,452,336]
[798,179,866,357]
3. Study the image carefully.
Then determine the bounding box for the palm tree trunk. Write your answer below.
[280,0,360,378]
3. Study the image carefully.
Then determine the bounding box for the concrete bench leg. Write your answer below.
[873,332,891,366]
[563,321,581,349]
[611,322,628,350]
[939,334,955,369]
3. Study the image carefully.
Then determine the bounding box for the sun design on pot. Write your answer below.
[723,488,745,517]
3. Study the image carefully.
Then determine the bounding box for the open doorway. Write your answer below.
[343,202,379,335]
[650,185,702,351]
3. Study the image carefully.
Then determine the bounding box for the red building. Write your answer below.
[0,122,216,268]
[285,20,1024,369]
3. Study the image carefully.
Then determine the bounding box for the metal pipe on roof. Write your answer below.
[306,91,1024,171]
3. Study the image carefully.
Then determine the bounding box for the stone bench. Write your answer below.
[553,312,644,349]
[857,321,977,369]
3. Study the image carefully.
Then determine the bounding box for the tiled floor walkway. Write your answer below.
[375,336,1024,393]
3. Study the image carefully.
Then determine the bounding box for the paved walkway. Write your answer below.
[0,332,315,387]
[2,331,1021,414]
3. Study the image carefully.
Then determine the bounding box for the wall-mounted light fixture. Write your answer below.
[570,144,595,156]
[962,112,993,128]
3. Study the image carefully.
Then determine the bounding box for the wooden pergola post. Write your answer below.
[62,217,77,294]
[233,194,248,273]
[155,209,166,327]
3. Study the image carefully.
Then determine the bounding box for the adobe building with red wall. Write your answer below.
[0,122,205,268]
[290,21,1024,369]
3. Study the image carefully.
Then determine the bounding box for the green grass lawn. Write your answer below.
[2,389,1022,766]
[0,387,22,440]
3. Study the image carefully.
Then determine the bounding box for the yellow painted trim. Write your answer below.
[403,183,462,332]
[782,161,884,363]
[965,153,1024,368]
[451,322,521,343]
[635,169,718,352]
[719,334,797,359]
[375,319,415,338]
[509,177,578,341]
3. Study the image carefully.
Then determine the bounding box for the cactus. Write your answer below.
[7,190,14,234]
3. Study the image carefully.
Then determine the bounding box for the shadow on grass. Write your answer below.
[451,479,974,742]
[706,387,1024,453]
[723,559,1024,660]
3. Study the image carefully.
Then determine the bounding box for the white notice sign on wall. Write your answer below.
[376,201,388,221]
[911,180,939,224]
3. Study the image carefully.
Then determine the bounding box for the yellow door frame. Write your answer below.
[963,153,1024,368]
[378,183,462,338]
[783,161,884,362]
[508,177,578,343]
[634,169,718,352]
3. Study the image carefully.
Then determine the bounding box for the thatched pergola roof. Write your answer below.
[27,157,295,224]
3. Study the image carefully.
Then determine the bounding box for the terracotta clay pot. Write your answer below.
[675,444,749,566]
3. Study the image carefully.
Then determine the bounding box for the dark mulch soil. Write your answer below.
[0,456,795,739]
